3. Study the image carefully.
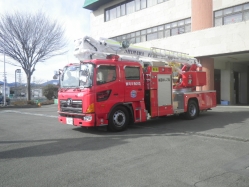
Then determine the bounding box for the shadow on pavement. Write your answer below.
[0,109,248,159]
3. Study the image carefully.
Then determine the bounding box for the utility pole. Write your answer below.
[3,50,6,106]
[15,69,21,98]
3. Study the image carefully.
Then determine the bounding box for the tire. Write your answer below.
[108,106,129,132]
[184,100,199,120]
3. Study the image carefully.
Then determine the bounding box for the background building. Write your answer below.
[83,0,249,105]
[0,85,10,97]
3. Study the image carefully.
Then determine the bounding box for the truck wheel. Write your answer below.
[184,100,199,120]
[108,106,129,132]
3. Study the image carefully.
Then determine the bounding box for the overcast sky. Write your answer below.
[0,0,90,83]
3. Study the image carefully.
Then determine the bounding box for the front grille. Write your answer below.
[60,100,82,113]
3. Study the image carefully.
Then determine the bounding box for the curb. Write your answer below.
[0,105,40,109]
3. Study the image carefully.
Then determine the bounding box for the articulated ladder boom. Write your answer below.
[74,36,200,68]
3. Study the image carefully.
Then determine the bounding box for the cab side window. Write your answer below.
[97,65,116,85]
[125,66,140,80]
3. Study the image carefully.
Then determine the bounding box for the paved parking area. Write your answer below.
[0,105,249,187]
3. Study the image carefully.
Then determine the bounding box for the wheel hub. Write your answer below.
[113,111,125,127]
[189,104,196,116]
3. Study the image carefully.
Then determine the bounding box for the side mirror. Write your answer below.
[53,70,59,80]
[53,74,58,80]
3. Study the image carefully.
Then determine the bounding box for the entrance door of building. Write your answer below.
[234,72,240,104]
[214,69,221,104]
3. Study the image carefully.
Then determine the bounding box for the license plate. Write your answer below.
[66,117,73,125]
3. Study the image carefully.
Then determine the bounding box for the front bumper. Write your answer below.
[58,112,95,127]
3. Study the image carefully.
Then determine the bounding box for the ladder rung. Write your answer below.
[150,47,193,61]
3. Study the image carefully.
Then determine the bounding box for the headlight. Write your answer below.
[83,116,92,121]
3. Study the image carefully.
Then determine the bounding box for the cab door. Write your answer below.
[94,65,124,115]
[124,66,144,102]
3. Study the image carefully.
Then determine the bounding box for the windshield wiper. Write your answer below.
[61,86,73,91]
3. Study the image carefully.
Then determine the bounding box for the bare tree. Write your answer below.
[0,12,67,100]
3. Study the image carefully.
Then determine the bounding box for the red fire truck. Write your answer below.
[58,36,216,131]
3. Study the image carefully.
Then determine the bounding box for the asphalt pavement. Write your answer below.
[0,104,249,187]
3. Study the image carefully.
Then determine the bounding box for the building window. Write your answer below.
[147,0,157,7]
[224,13,242,25]
[110,18,191,44]
[105,10,110,21]
[109,7,117,20]
[244,11,249,21]
[121,4,126,16]
[214,3,249,26]
[135,0,147,10]
[105,0,169,22]
[126,1,135,14]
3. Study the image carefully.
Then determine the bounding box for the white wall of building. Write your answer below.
[90,0,191,38]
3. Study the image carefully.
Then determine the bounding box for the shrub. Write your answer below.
[43,84,58,100]
[27,100,36,105]
[12,100,26,106]
[40,100,54,105]
[12,100,37,106]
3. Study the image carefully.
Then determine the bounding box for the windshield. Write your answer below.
[80,63,94,88]
[60,65,80,88]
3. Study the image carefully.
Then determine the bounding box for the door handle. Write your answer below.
[138,88,142,91]
[114,93,118,96]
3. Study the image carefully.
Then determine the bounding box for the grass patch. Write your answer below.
[12,100,36,106]
[11,99,54,106]
[40,100,54,105]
